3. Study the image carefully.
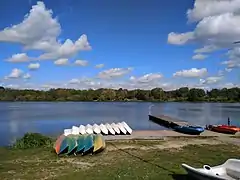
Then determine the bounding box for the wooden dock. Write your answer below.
[148,114,189,128]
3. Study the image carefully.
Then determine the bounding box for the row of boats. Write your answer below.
[64,122,133,136]
[171,124,240,135]
[55,134,106,155]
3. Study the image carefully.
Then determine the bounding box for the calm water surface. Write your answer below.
[0,102,239,146]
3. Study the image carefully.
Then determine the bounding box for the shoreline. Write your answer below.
[104,129,240,140]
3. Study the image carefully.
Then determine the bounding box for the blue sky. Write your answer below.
[0,0,239,90]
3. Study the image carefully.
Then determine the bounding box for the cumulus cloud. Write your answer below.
[130,73,163,83]
[54,58,68,65]
[173,68,207,78]
[200,76,223,85]
[95,64,104,68]
[23,73,31,79]
[187,0,240,22]
[6,53,29,63]
[98,68,133,79]
[28,63,40,70]
[74,60,88,66]
[5,68,23,79]
[0,1,91,60]
[192,54,208,60]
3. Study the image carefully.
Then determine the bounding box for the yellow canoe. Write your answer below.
[93,134,105,153]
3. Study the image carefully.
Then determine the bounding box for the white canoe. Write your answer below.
[121,121,132,134]
[85,124,94,134]
[105,123,115,135]
[64,129,72,136]
[99,123,108,135]
[111,123,121,134]
[79,125,86,135]
[182,158,240,180]
[117,123,127,135]
[71,126,80,135]
[92,124,101,134]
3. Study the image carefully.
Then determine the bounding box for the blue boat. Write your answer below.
[173,125,204,135]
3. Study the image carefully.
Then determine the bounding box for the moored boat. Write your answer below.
[121,121,132,134]
[111,123,121,134]
[173,125,204,135]
[92,124,101,134]
[207,125,239,134]
[182,158,240,180]
[105,123,115,135]
[99,124,108,135]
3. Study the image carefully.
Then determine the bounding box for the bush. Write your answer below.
[13,133,53,149]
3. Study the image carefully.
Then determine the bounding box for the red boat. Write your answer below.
[206,125,240,134]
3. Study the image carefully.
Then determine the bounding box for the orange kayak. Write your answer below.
[207,125,240,134]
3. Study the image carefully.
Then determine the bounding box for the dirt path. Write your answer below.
[106,136,237,152]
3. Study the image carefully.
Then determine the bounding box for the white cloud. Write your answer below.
[95,64,104,68]
[6,53,29,63]
[194,45,218,53]
[130,73,163,83]
[69,78,80,84]
[38,34,91,60]
[74,60,88,66]
[167,32,194,45]
[0,2,60,51]
[200,76,223,85]
[187,0,240,22]
[0,1,91,60]
[98,68,133,79]
[173,68,207,78]
[168,0,240,70]
[5,68,23,79]
[23,73,31,79]
[28,63,40,70]
[192,54,208,60]
[54,58,68,65]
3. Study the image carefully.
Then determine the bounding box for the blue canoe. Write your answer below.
[83,134,94,154]
[173,125,204,135]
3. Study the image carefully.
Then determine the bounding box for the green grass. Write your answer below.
[0,138,239,180]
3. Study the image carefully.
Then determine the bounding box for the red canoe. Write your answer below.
[207,125,240,134]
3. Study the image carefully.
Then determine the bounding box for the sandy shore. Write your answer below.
[104,129,240,140]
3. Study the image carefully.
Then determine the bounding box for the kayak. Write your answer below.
[173,125,204,135]
[207,125,239,134]
[182,158,240,180]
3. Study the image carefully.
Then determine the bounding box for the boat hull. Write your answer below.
[207,125,238,134]
[83,134,93,154]
[173,126,204,135]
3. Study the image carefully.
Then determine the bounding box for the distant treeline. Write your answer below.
[0,86,239,102]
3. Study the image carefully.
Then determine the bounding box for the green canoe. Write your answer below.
[75,135,85,154]
[66,135,78,155]
[83,134,93,154]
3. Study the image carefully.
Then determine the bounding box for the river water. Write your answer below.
[0,102,239,146]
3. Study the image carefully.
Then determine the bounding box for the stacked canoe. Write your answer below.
[64,121,133,136]
[54,134,106,155]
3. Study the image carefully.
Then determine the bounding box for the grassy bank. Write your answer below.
[0,134,240,180]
